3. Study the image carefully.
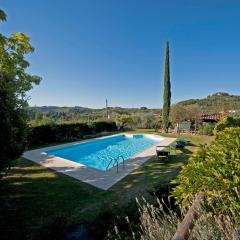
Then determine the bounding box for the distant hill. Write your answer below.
[28,106,160,121]
[28,106,92,114]
[177,92,240,112]
[28,92,240,120]
[28,106,93,119]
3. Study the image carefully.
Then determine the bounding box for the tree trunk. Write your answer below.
[194,120,197,134]
[177,122,181,135]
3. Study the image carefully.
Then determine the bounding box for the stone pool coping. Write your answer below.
[23,134,176,190]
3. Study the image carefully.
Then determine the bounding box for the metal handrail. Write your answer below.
[106,155,125,173]
[118,155,125,169]
[106,157,119,172]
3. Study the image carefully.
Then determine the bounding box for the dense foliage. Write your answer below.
[173,127,240,223]
[213,116,240,135]
[27,121,117,147]
[0,9,41,171]
[0,73,28,171]
[115,115,133,130]
[132,114,162,130]
[162,41,171,132]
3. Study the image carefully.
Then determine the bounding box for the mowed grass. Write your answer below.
[0,130,214,240]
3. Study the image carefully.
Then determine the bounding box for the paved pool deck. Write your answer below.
[23,134,176,190]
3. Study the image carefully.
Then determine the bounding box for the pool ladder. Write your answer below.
[106,155,125,173]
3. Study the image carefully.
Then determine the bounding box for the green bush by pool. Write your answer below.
[27,121,117,147]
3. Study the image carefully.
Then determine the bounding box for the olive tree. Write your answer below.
[115,115,133,130]
[170,104,187,134]
[186,104,202,133]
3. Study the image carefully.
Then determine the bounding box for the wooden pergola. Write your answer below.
[201,113,223,122]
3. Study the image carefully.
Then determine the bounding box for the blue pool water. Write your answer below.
[47,135,162,171]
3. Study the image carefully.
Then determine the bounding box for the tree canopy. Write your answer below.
[115,115,133,130]
[0,9,41,172]
[0,9,41,96]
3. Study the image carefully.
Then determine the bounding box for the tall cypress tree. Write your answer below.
[162,41,171,132]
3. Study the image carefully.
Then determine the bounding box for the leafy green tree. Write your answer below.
[0,9,41,172]
[116,115,133,130]
[173,127,240,224]
[162,41,171,132]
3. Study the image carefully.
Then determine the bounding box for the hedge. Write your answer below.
[88,121,118,133]
[173,127,240,223]
[27,121,117,147]
[213,116,240,135]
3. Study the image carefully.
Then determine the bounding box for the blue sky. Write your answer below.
[1,0,240,108]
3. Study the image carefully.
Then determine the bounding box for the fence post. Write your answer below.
[172,192,205,240]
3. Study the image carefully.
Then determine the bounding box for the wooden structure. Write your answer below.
[172,193,205,240]
[201,113,223,122]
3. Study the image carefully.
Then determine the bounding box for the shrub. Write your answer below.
[27,124,57,146]
[199,124,214,136]
[172,127,240,224]
[55,123,92,142]
[27,121,117,147]
[88,121,117,133]
[113,198,237,240]
[214,116,240,135]
[137,199,237,240]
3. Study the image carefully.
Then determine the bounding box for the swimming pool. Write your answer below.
[46,134,163,171]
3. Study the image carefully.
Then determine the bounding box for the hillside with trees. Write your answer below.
[28,92,240,131]
[177,92,240,112]
[28,106,161,129]
[28,92,240,120]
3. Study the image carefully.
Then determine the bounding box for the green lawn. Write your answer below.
[0,130,214,240]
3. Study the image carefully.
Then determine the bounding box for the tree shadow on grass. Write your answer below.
[186,142,197,146]
[0,145,198,240]
[179,148,193,155]
[109,153,186,203]
[0,158,105,240]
